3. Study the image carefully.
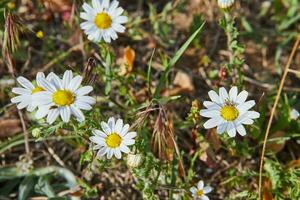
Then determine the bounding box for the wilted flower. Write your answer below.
[200,87,260,137]
[127,153,143,168]
[90,117,137,159]
[34,70,96,124]
[80,0,128,43]
[190,180,213,200]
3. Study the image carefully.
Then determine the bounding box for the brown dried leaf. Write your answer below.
[118,46,135,75]
[0,119,22,138]
[265,131,285,153]
[263,179,273,200]
[206,129,221,151]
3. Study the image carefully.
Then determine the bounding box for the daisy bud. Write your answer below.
[32,128,41,138]
[217,0,235,9]
[127,153,143,168]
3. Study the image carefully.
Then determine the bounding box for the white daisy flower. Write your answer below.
[80,0,128,43]
[34,70,96,124]
[190,180,212,200]
[199,87,260,137]
[11,72,49,112]
[217,0,235,9]
[290,108,300,120]
[90,117,137,159]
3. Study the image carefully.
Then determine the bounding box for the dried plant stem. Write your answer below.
[18,107,30,157]
[258,35,300,199]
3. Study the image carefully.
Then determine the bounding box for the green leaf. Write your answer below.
[154,21,205,97]
[18,176,36,200]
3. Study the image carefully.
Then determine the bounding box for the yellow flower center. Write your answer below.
[106,133,122,148]
[196,189,204,197]
[220,105,239,121]
[52,90,74,106]
[94,12,112,29]
[31,86,44,94]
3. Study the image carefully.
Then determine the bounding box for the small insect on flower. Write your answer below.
[11,72,47,112]
[80,0,128,43]
[34,70,96,124]
[200,87,260,137]
[90,117,137,159]
[217,0,235,9]
[190,180,213,200]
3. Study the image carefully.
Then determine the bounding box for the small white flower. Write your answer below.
[80,0,128,43]
[11,72,48,112]
[90,117,137,159]
[34,70,96,124]
[217,0,235,9]
[190,180,212,200]
[200,87,260,137]
[290,108,300,120]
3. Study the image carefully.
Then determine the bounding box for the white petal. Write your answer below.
[93,130,107,138]
[120,124,129,136]
[203,117,222,129]
[35,106,50,119]
[114,16,128,24]
[189,187,197,194]
[68,75,82,91]
[124,131,136,139]
[11,95,30,103]
[200,195,209,200]
[76,96,96,105]
[39,78,56,92]
[236,125,247,136]
[229,86,238,102]
[227,122,236,137]
[107,149,113,159]
[219,87,229,103]
[62,70,73,88]
[208,90,221,104]
[216,123,227,134]
[236,90,248,104]
[17,101,29,110]
[82,3,96,14]
[102,0,109,8]
[70,105,85,122]
[97,147,108,157]
[112,23,125,33]
[107,117,115,131]
[120,144,130,153]
[92,0,102,11]
[17,76,34,90]
[108,0,119,13]
[237,100,255,112]
[203,186,213,194]
[114,149,122,159]
[59,106,71,123]
[75,86,93,96]
[200,109,220,118]
[80,12,94,21]
[12,87,31,95]
[47,109,59,124]
[197,180,204,189]
[114,119,123,133]
[246,111,260,119]
[123,139,135,145]
[101,122,111,134]
[111,7,124,18]
[74,101,92,110]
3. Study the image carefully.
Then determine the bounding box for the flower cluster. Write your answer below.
[9,1,262,199]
